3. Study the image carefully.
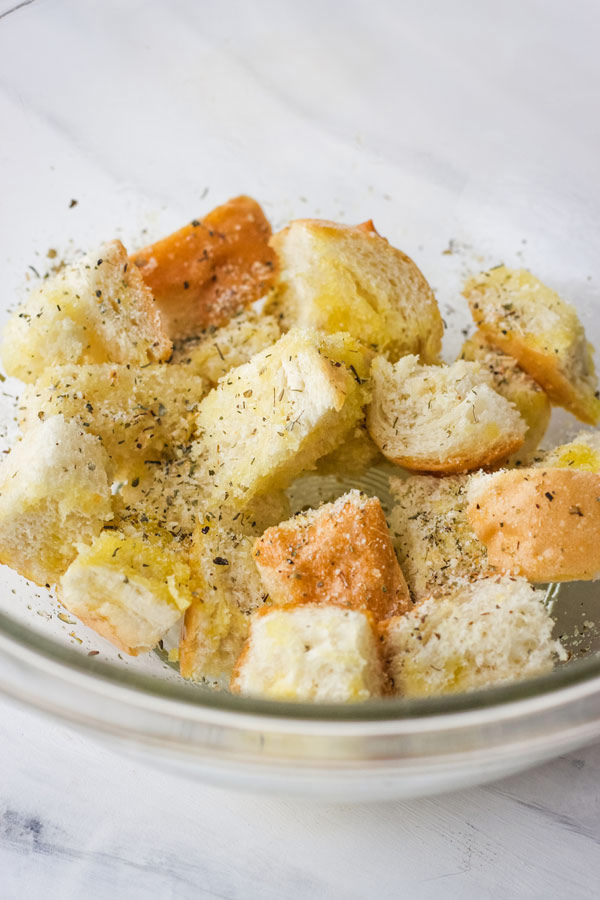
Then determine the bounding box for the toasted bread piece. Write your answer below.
[254,491,410,620]
[389,475,487,602]
[460,330,551,464]
[534,430,600,472]
[367,355,526,473]
[468,468,600,581]
[193,329,371,510]
[230,604,384,702]
[131,196,277,340]
[170,310,281,385]
[179,507,281,685]
[382,576,564,698]
[267,219,443,362]
[20,363,206,479]
[464,267,600,424]
[2,241,171,383]
[59,525,193,655]
[0,415,112,585]
[316,422,382,475]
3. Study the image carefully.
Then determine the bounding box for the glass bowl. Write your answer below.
[1,0,599,800]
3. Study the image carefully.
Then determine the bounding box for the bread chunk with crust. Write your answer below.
[389,474,487,602]
[468,467,600,581]
[59,525,193,656]
[367,355,526,473]
[534,430,600,472]
[170,310,280,385]
[231,604,384,702]
[460,330,551,465]
[132,196,277,340]
[2,240,171,382]
[382,576,564,697]
[254,491,410,620]
[178,501,288,686]
[267,218,443,362]
[193,329,371,510]
[20,362,206,480]
[464,266,600,424]
[0,415,112,586]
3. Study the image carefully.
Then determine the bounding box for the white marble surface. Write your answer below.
[1,694,599,899]
[1,0,600,895]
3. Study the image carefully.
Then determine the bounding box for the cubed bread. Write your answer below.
[170,310,281,386]
[467,467,600,581]
[59,525,194,655]
[464,267,600,424]
[534,430,600,472]
[179,510,276,685]
[388,475,487,602]
[267,218,443,362]
[2,240,171,382]
[254,491,411,620]
[316,423,382,475]
[131,196,277,340]
[19,363,206,479]
[0,415,112,585]
[230,604,384,702]
[460,330,551,464]
[367,355,526,473]
[193,329,371,509]
[382,576,564,697]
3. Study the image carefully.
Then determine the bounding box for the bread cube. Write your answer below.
[179,507,284,685]
[316,423,382,475]
[59,525,194,655]
[382,576,565,697]
[268,218,443,362]
[367,355,526,473]
[254,491,411,620]
[389,474,487,602]
[193,329,371,509]
[0,415,112,585]
[131,195,277,340]
[468,467,600,582]
[535,430,600,472]
[2,240,171,382]
[20,363,206,479]
[460,330,551,464]
[230,604,384,702]
[170,310,281,385]
[464,267,600,424]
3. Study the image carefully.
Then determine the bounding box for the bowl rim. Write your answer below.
[2,607,600,726]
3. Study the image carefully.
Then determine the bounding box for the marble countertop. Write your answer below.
[1,695,599,899]
[1,0,599,895]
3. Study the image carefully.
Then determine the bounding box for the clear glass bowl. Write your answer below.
[1,0,600,800]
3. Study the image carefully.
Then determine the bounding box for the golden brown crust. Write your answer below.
[475,324,599,424]
[269,218,443,363]
[179,602,206,678]
[69,609,140,656]
[253,494,412,620]
[381,439,524,474]
[132,196,277,340]
[467,468,600,581]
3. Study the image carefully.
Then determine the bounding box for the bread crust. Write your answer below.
[464,267,600,425]
[367,356,526,474]
[269,218,443,362]
[253,492,411,620]
[467,468,600,581]
[459,330,551,464]
[132,196,277,340]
